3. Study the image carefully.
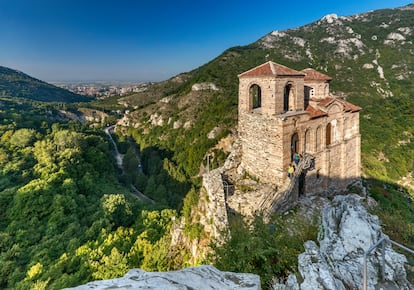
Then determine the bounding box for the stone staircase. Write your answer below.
[258,153,315,219]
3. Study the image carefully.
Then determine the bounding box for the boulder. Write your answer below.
[64,265,260,290]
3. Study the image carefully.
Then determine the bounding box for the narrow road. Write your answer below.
[131,185,155,204]
[104,125,123,172]
[104,125,154,204]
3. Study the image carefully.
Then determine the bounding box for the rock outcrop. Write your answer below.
[273,194,412,290]
[64,265,260,290]
[191,82,219,91]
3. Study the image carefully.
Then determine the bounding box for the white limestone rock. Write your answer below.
[191,82,219,91]
[363,63,374,69]
[320,14,339,24]
[272,274,300,290]
[273,194,411,290]
[64,265,260,290]
[386,32,406,41]
[160,96,173,103]
[183,121,192,129]
[299,194,410,290]
[150,113,163,126]
[173,120,182,129]
[298,241,346,290]
[207,126,221,139]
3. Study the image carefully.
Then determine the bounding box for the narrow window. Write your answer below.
[304,86,311,109]
[250,84,261,109]
[316,126,322,151]
[283,84,291,112]
[304,129,311,153]
[343,118,349,139]
[291,133,299,160]
[326,123,332,146]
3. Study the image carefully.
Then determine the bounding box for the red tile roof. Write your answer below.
[306,105,328,118]
[318,97,335,107]
[238,61,305,78]
[342,100,362,112]
[301,68,332,81]
[316,97,361,113]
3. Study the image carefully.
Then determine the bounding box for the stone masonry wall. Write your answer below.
[237,65,361,198]
[238,103,360,192]
[239,111,284,184]
[238,78,277,116]
[239,76,305,116]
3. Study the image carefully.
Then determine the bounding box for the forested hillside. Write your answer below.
[1,4,414,290]
[118,4,414,185]
[106,5,414,286]
[0,66,90,102]
[0,98,196,289]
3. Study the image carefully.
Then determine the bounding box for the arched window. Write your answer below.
[316,126,322,151]
[304,86,311,108]
[283,84,291,112]
[291,133,299,159]
[304,129,311,153]
[326,123,332,146]
[249,84,261,109]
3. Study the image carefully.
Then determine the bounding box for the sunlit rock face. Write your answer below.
[64,265,260,290]
[273,194,412,290]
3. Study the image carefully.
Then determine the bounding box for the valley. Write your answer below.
[0,3,413,290]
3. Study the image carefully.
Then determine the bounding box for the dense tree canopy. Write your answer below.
[0,99,189,289]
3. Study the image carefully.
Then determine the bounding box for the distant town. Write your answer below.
[52,81,151,99]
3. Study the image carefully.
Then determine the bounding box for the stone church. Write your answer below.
[237,61,361,196]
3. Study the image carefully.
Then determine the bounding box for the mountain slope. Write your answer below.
[118,4,414,184]
[0,66,90,102]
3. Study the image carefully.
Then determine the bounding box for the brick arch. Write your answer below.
[249,84,262,109]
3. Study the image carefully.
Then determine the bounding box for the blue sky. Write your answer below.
[0,0,412,82]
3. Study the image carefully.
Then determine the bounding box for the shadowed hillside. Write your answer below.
[0,66,91,102]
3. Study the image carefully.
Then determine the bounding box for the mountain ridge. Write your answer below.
[0,65,90,102]
[117,3,414,184]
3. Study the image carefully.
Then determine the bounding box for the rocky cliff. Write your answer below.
[273,194,412,290]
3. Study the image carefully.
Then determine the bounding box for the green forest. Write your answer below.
[1,89,412,289]
[0,98,197,289]
[1,86,413,289]
[1,5,414,289]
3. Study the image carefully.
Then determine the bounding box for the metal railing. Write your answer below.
[363,236,414,290]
